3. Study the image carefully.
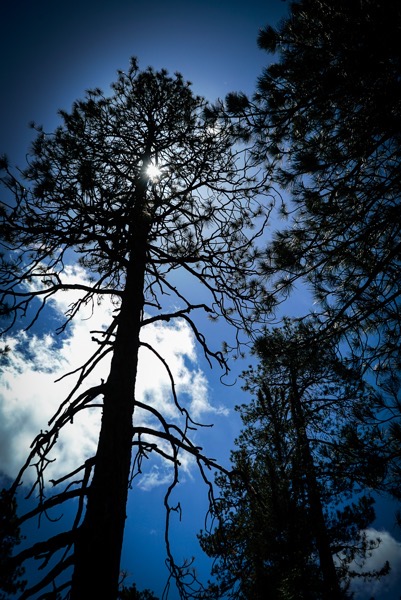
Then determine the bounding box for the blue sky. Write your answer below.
[1,1,401,599]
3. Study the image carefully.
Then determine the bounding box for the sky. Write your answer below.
[0,1,400,599]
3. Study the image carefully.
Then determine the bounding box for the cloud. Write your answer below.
[349,528,401,599]
[136,466,173,492]
[0,328,101,484]
[0,265,226,490]
[136,317,228,421]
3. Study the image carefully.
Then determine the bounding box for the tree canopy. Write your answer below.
[229,0,401,375]
[251,0,401,509]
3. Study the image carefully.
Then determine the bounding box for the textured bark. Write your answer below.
[71,181,150,599]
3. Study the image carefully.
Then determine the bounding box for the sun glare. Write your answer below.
[146,163,162,181]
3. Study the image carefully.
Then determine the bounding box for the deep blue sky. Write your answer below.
[1,1,400,599]
[0,0,287,164]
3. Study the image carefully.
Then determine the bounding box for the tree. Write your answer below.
[0,488,26,599]
[199,320,388,599]
[220,0,401,531]
[0,58,268,599]
[248,0,401,518]
[227,0,401,375]
[118,580,158,600]
[339,370,401,503]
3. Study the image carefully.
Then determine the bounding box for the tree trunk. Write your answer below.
[71,181,151,599]
[289,376,342,600]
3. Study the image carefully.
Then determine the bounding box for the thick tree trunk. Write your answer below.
[71,181,151,599]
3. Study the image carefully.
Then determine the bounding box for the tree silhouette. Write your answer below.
[261,0,401,370]
[221,0,401,549]
[118,579,158,600]
[0,58,269,599]
[0,488,26,599]
[226,0,401,375]
[199,321,389,599]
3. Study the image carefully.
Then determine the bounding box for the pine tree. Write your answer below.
[0,488,26,599]
[231,0,401,374]
[199,320,388,599]
[0,58,268,599]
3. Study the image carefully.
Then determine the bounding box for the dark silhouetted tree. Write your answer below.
[250,0,401,527]
[0,58,269,599]
[227,0,401,375]
[0,488,26,599]
[221,0,401,542]
[118,580,158,600]
[199,320,388,599]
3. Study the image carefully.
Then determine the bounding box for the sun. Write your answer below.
[146,162,162,181]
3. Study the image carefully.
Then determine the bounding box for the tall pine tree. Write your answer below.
[199,321,387,599]
[0,59,268,599]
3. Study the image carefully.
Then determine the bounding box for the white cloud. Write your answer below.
[349,528,401,599]
[136,466,173,492]
[0,265,226,490]
[136,318,228,422]
[0,329,102,484]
